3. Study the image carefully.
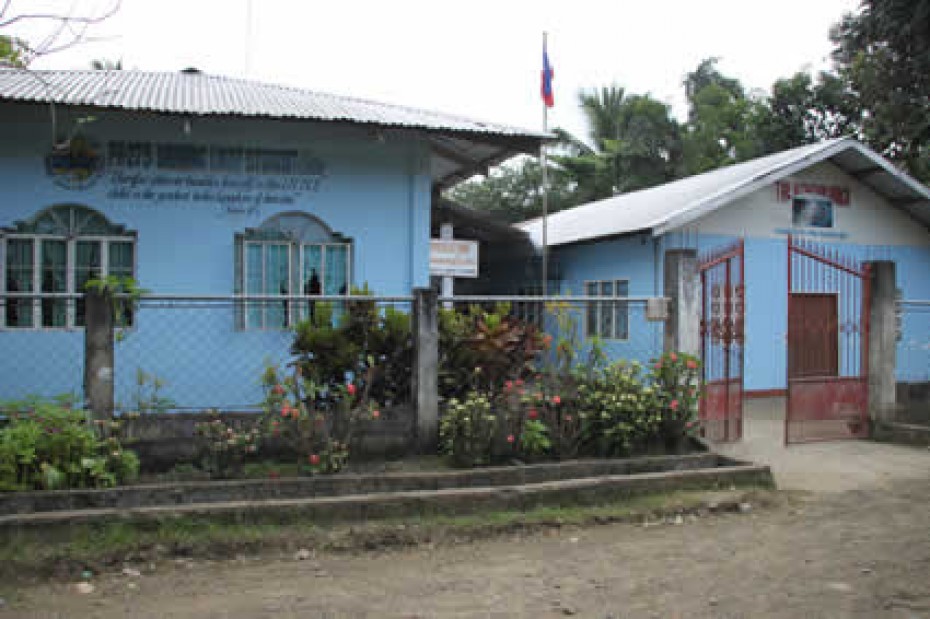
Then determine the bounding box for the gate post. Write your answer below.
[664,249,700,355]
[866,261,897,426]
[84,289,115,421]
[411,287,439,453]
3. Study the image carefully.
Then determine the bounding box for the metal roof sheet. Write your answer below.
[519,138,930,246]
[0,68,545,137]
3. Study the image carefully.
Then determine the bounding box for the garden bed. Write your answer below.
[0,453,772,531]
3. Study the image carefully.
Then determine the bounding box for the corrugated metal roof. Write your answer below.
[0,69,546,138]
[519,138,930,247]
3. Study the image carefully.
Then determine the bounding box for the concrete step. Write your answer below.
[1,453,728,516]
[0,463,773,530]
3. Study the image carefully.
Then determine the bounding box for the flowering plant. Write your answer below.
[649,352,702,448]
[194,411,261,479]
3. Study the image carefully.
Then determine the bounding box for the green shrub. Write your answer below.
[0,397,139,491]
[194,412,261,479]
[439,392,497,467]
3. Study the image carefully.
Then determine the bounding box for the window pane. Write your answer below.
[109,241,135,326]
[264,244,289,328]
[614,280,629,339]
[75,241,101,327]
[302,246,323,295]
[109,241,134,279]
[5,239,34,327]
[324,245,348,295]
[585,282,597,337]
[245,244,263,329]
[40,240,67,327]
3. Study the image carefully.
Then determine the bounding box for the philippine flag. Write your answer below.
[541,41,554,108]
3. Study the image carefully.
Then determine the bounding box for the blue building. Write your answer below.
[519,139,930,400]
[0,68,544,409]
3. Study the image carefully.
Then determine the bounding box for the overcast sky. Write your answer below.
[18,0,861,141]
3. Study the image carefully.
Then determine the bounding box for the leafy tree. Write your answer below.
[0,34,25,67]
[749,71,860,154]
[831,0,930,182]
[680,60,762,174]
[91,58,123,70]
[447,157,577,223]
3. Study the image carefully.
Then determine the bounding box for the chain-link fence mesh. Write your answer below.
[895,300,930,427]
[437,296,664,402]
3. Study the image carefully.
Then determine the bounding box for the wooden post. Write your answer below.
[83,289,115,420]
[866,261,897,427]
[663,249,700,355]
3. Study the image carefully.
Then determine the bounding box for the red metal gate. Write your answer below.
[786,235,870,444]
[699,239,745,442]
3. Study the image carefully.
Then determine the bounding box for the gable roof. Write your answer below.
[0,68,547,189]
[518,138,930,247]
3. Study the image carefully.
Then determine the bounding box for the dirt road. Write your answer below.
[4,470,929,618]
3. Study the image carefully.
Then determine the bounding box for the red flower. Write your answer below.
[515,379,524,387]
[551,395,562,405]
[372,410,380,419]
[272,384,285,396]
[309,454,321,465]
[542,334,553,349]
[528,409,539,420]
[504,380,514,391]
[654,363,662,371]
[670,399,680,411]
[346,383,357,396]
[506,434,515,444]
[670,353,678,362]
[268,470,280,480]
[280,404,291,418]
[686,359,698,370]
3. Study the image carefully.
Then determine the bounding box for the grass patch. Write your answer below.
[0,485,779,583]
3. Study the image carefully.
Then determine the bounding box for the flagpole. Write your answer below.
[541,31,549,298]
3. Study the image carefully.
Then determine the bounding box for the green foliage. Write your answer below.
[518,419,551,457]
[83,276,148,340]
[438,303,546,402]
[291,285,412,409]
[128,368,176,414]
[439,392,497,467]
[0,397,139,491]
[0,35,27,68]
[831,0,930,183]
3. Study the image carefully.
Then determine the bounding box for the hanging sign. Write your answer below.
[429,239,479,278]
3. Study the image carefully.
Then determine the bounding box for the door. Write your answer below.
[788,293,838,378]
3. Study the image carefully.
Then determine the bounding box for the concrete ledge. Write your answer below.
[1,453,722,515]
[873,421,930,447]
[0,463,773,530]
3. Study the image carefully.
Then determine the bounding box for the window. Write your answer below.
[1,205,136,329]
[585,280,629,340]
[236,212,351,330]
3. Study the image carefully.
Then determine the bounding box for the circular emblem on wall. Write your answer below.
[44,134,104,190]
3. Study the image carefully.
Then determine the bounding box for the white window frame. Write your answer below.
[0,233,137,330]
[584,279,630,341]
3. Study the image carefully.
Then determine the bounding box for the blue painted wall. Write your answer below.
[0,104,433,409]
[548,233,664,366]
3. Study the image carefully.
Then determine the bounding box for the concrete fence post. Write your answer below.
[866,261,897,426]
[84,289,115,420]
[663,249,700,356]
[412,287,439,453]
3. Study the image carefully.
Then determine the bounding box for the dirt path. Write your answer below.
[4,471,929,619]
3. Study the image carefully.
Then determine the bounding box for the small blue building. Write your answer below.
[0,69,544,409]
[519,139,930,402]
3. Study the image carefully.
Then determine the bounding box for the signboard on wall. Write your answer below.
[429,239,479,278]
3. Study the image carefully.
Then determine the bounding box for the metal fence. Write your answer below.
[895,299,930,427]
[0,292,666,413]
